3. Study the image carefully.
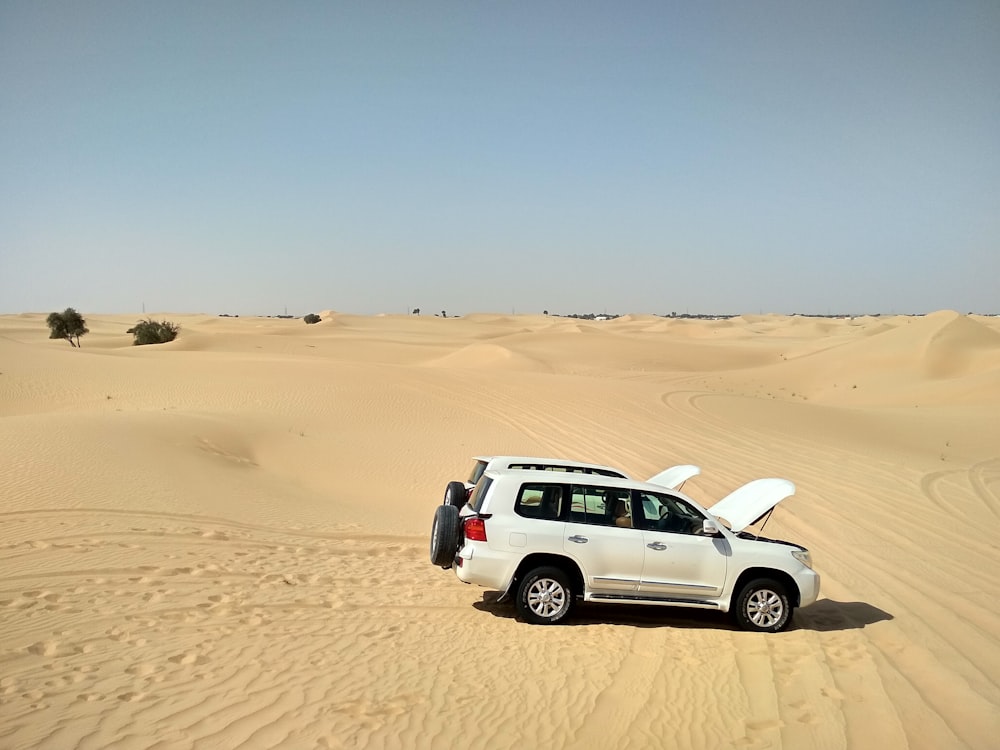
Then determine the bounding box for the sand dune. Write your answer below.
[422,342,551,372]
[2,311,999,749]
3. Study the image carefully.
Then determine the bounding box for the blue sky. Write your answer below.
[2,1,997,316]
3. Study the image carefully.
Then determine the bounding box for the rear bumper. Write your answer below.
[454,543,516,590]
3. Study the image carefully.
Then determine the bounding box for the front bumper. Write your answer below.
[796,568,821,608]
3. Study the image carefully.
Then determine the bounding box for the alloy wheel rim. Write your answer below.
[747,589,784,627]
[527,578,566,618]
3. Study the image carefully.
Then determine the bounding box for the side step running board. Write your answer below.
[589,594,720,609]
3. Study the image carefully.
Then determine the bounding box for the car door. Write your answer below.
[563,484,644,593]
[503,481,567,556]
[635,490,728,599]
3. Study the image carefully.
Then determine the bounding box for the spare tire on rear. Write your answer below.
[430,504,461,567]
[443,480,469,510]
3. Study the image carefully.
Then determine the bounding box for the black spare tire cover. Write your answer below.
[444,480,469,510]
[430,504,461,566]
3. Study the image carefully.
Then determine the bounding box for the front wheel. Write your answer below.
[734,578,792,632]
[516,566,574,625]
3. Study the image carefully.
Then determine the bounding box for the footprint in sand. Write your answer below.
[27,641,60,656]
[126,663,158,677]
[746,719,785,732]
[168,652,209,666]
[106,627,129,642]
[241,614,270,626]
[820,686,845,701]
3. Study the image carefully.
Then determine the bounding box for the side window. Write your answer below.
[637,491,705,535]
[514,483,564,521]
[568,485,634,528]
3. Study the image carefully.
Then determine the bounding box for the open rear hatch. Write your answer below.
[646,464,701,490]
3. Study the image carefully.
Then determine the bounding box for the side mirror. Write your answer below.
[702,519,721,536]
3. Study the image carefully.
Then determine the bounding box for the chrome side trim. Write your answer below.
[593,576,640,585]
[640,580,717,591]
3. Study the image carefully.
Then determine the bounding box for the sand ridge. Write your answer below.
[1,310,999,749]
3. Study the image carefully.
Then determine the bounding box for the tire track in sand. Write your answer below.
[0,506,480,750]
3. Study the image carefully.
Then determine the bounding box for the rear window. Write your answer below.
[467,460,489,485]
[468,475,493,513]
[514,483,564,521]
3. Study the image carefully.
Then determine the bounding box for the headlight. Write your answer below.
[791,549,813,569]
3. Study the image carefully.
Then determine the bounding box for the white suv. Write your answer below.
[429,469,819,632]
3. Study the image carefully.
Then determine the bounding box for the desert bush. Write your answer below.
[46,307,89,347]
[303,313,321,324]
[127,318,180,346]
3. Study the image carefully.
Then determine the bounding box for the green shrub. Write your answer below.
[46,307,89,347]
[127,318,180,346]
[303,313,321,324]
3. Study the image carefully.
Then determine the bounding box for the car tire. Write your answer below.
[429,504,461,567]
[516,566,574,625]
[734,578,792,632]
[443,480,469,510]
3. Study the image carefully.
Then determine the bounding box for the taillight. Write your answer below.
[464,517,487,542]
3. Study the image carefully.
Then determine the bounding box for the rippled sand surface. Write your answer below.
[2,310,999,749]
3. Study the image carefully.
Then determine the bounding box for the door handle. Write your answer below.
[568,535,589,544]
[646,542,667,551]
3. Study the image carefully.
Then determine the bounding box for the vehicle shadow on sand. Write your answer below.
[473,594,892,632]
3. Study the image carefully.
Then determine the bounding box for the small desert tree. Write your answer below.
[46,307,89,347]
[127,318,180,346]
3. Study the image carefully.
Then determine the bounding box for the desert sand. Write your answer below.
[1,309,999,749]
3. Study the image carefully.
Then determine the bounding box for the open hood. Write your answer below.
[708,478,795,533]
[647,465,701,491]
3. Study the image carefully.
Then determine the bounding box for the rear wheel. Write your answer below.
[429,504,461,567]
[734,578,792,632]
[516,566,574,625]
[443,480,469,510]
